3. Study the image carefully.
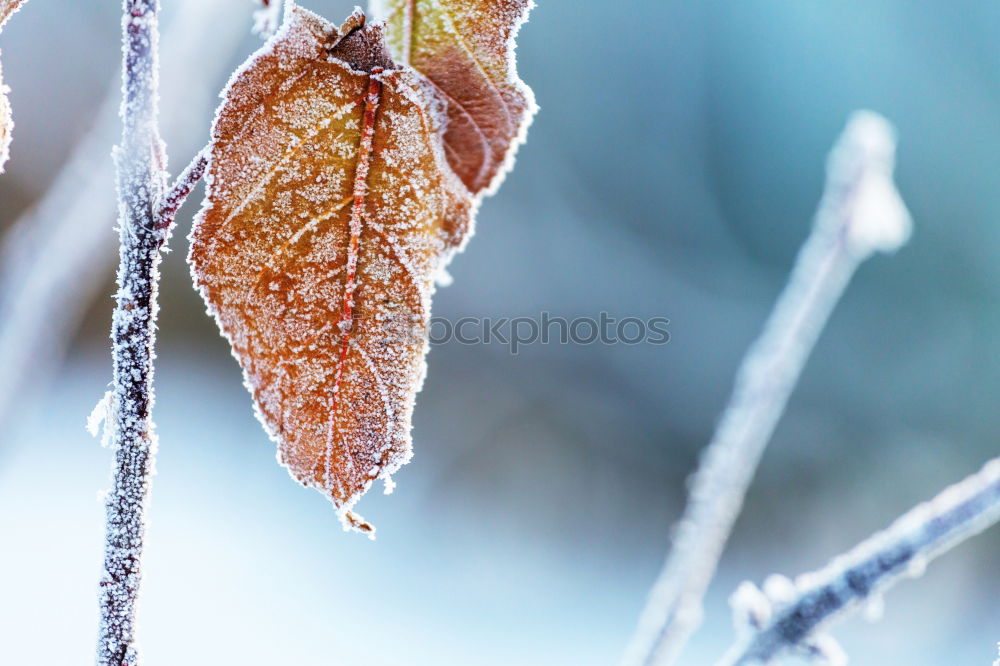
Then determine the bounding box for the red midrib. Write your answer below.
[329,70,384,457]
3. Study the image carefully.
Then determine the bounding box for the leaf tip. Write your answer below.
[341,508,377,538]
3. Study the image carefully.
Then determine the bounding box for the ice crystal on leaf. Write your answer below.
[190,0,532,535]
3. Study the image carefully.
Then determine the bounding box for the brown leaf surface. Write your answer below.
[371,0,537,194]
[0,0,27,172]
[189,4,471,534]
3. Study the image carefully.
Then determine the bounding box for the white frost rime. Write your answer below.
[87,390,116,448]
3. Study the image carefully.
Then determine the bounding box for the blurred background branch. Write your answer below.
[621,111,911,666]
[718,456,1000,666]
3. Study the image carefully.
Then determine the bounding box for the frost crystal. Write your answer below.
[87,390,116,448]
[861,593,884,623]
[803,634,847,666]
[820,111,911,257]
[729,581,771,634]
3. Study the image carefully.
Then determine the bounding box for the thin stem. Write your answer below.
[620,112,912,666]
[155,148,207,230]
[717,456,1000,666]
[97,2,166,665]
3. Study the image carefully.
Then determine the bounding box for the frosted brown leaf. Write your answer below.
[371,0,537,194]
[0,0,28,172]
[189,4,472,534]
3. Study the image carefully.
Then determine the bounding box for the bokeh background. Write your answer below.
[1,1,998,664]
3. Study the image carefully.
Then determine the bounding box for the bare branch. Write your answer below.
[97,2,167,665]
[620,111,912,666]
[717,456,1000,666]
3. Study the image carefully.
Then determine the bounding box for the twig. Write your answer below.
[620,111,912,666]
[97,2,167,665]
[154,148,207,230]
[717,456,1000,666]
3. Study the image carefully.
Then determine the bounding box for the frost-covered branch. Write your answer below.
[97,2,168,665]
[620,112,912,666]
[717,456,1000,666]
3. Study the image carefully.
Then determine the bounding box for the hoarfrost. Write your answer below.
[861,593,884,623]
[729,581,771,634]
[434,266,454,287]
[761,575,796,606]
[803,634,847,666]
[87,390,115,448]
[821,111,911,257]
